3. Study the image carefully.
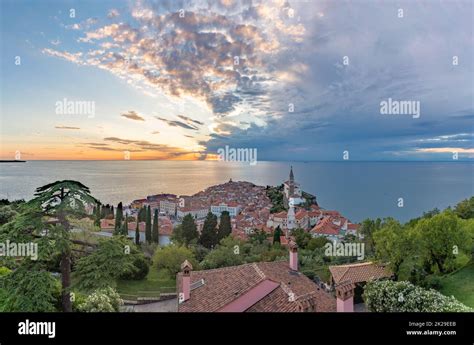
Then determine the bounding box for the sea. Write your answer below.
[0,161,472,223]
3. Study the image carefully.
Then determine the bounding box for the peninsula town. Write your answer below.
[0,167,472,313]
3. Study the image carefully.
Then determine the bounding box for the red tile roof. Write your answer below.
[347,223,359,230]
[312,217,340,235]
[321,210,340,217]
[127,221,146,232]
[177,261,335,312]
[218,279,280,312]
[329,262,392,285]
[272,211,287,219]
[295,210,307,220]
[100,219,115,229]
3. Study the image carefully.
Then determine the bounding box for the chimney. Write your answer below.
[335,282,355,312]
[289,240,298,271]
[180,260,193,302]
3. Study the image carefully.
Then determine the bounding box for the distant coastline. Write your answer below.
[0,160,26,163]
[0,160,472,222]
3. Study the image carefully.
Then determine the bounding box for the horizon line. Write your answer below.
[1,159,473,163]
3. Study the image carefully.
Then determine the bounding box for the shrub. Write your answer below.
[307,237,330,251]
[78,287,123,312]
[421,275,442,290]
[71,291,87,312]
[364,280,472,312]
[191,244,210,262]
[301,270,315,280]
[119,256,149,280]
[153,245,198,276]
[0,266,12,277]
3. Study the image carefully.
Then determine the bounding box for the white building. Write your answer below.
[210,202,241,217]
[160,198,177,216]
[177,205,209,220]
[266,211,287,229]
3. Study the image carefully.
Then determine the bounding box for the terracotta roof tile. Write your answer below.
[329,262,392,285]
[312,217,340,235]
[177,261,335,312]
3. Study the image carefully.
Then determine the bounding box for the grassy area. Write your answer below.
[116,268,176,299]
[439,261,474,308]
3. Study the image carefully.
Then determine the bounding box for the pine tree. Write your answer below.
[199,212,218,249]
[152,209,159,244]
[217,211,232,241]
[135,216,140,245]
[273,226,282,244]
[181,214,199,246]
[145,205,152,243]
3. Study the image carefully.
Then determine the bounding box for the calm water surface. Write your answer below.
[0,161,472,223]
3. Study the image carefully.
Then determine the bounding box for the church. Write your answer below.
[283,166,305,207]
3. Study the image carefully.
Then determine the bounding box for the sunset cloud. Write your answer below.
[2,1,472,161]
[43,0,305,119]
[55,126,81,130]
[88,136,206,159]
[155,117,199,130]
[121,110,145,121]
[177,115,204,126]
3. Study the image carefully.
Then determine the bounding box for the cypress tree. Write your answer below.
[217,211,232,241]
[145,205,152,243]
[152,209,159,244]
[138,206,146,222]
[121,217,129,236]
[199,212,218,249]
[135,216,140,245]
[94,202,101,227]
[181,214,199,246]
[114,202,123,235]
[273,226,282,244]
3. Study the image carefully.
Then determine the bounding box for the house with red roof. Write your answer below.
[329,262,393,312]
[311,216,341,242]
[346,223,360,237]
[266,210,287,229]
[308,210,321,227]
[295,209,309,229]
[177,241,336,312]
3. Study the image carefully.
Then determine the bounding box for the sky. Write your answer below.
[0,0,473,161]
